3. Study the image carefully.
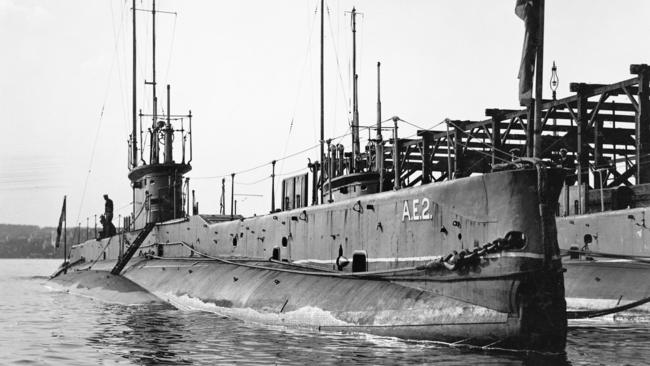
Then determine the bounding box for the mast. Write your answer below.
[376,62,381,139]
[153,0,157,114]
[351,7,360,172]
[231,173,235,219]
[165,84,173,163]
[271,160,276,212]
[376,62,383,190]
[131,0,137,221]
[220,178,225,215]
[132,0,137,168]
[319,0,325,204]
[533,0,545,158]
[150,0,159,164]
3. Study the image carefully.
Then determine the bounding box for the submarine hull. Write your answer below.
[58,167,567,353]
[54,256,565,352]
[557,207,650,320]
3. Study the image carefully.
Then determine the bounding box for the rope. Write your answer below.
[163,12,178,88]
[75,1,129,225]
[278,166,310,177]
[132,200,147,222]
[144,233,533,281]
[108,0,130,135]
[445,119,516,159]
[278,3,320,178]
[397,117,429,131]
[186,116,482,183]
[188,115,444,182]
[84,236,114,270]
[238,175,272,186]
[567,296,650,319]
[326,4,351,121]
[276,143,319,163]
[561,249,650,264]
[452,139,513,167]
[189,130,349,181]
[400,118,448,139]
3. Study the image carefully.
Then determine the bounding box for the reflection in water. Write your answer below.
[88,305,194,365]
[84,302,575,366]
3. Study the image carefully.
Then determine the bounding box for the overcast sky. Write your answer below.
[1,0,649,227]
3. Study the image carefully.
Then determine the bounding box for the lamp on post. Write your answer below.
[550,61,559,137]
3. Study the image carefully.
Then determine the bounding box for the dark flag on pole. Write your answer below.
[55,196,66,248]
[516,0,539,106]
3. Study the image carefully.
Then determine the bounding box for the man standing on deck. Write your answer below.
[556,148,577,186]
[104,194,114,224]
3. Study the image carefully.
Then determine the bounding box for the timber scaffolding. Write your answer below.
[366,64,650,214]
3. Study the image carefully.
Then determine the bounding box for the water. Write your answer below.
[1,259,648,365]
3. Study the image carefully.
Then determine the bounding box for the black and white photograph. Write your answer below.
[1,1,650,364]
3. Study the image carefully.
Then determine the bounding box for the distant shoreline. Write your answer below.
[0,223,72,259]
[0,257,61,260]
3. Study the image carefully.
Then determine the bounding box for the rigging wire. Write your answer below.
[398,117,431,131]
[328,4,340,141]
[277,1,320,179]
[163,11,178,88]
[238,175,272,186]
[233,166,312,187]
[445,119,520,158]
[139,0,151,119]
[326,4,352,127]
[278,166,310,177]
[453,139,513,165]
[189,118,405,181]
[188,112,548,192]
[75,16,128,224]
[108,0,130,136]
[307,2,317,147]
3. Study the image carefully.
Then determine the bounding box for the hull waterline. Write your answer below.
[54,167,568,354]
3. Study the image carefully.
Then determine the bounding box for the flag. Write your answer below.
[516,0,538,106]
[55,196,66,248]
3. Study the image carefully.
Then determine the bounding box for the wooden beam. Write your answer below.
[569,78,639,98]
[607,164,635,187]
[632,64,650,183]
[421,131,432,184]
[576,88,589,213]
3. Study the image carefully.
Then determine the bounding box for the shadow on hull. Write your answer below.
[49,269,168,306]
[53,256,565,355]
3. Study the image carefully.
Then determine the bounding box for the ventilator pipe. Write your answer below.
[327,140,333,203]
[187,110,193,164]
[330,143,338,179]
[164,84,173,164]
[336,144,345,175]
[392,116,400,190]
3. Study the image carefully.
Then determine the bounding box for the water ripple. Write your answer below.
[1,259,649,365]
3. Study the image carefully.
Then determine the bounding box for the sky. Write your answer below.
[1,0,650,227]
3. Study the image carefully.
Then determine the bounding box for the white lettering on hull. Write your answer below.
[402,197,432,221]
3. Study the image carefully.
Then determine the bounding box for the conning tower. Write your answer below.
[127,0,192,230]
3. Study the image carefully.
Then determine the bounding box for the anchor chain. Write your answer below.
[418,231,527,272]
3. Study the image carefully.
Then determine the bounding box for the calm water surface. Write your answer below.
[0,259,648,365]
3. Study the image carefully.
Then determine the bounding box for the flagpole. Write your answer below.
[63,198,67,274]
[533,0,545,158]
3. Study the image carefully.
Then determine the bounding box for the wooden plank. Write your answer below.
[569,78,639,97]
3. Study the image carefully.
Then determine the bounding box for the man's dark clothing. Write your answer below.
[556,154,577,186]
[98,214,116,239]
[104,197,114,223]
